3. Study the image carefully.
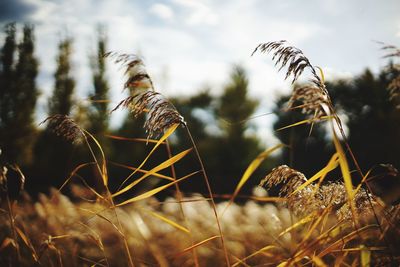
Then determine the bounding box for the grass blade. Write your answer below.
[118,123,180,190]
[116,171,199,206]
[112,148,192,197]
[147,210,189,233]
[290,153,339,195]
[171,235,220,259]
[224,144,284,214]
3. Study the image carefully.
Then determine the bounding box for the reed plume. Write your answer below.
[107,52,185,139]
[258,165,307,196]
[259,165,379,219]
[252,40,331,120]
[40,115,84,144]
[380,43,400,106]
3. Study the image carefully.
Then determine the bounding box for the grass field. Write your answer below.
[1,41,399,266]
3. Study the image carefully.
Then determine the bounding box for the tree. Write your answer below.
[329,68,400,172]
[31,37,76,192]
[0,24,39,165]
[88,28,110,146]
[48,37,75,116]
[0,23,17,164]
[211,66,263,194]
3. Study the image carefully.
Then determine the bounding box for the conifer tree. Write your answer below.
[88,28,110,147]
[49,37,75,116]
[0,23,17,164]
[32,37,75,191]
[212,66,263,193]
[0,24,38,165]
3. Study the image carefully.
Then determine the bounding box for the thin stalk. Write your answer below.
[165,140,200,267]
[185,126,230,266]
[6,195,20,263]
[82,132,136,267]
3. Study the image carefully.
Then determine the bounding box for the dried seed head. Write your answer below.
[381,43,400,59]
[253,41,331,119]
[379,42,400,108]
[113,91,185,139]
[288,86,330,119]
[336,188,378,220]
[40,115,84,144]
[259,165,307,196]
[104,52,154,92]
[108,52,185,139]
[252,40,325,90]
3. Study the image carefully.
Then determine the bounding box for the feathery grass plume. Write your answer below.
[107,52,185,139]
[104,51,153,91]
[379,42,400,106]
[388,76,400,101]
[259,166,380,219]
[381,43,400,58]
[259,165,307,196]
[288,86,330,119]
[252,40,331,119]
[40,115,84,144]
[112,91,185,139]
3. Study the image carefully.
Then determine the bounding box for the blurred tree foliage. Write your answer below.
[171,66,265,195]
[329,67,400,172]
[0,23,38,165]
[32,37,76,192]
[88,27,110,151]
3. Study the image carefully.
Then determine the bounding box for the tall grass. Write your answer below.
[0,41,399,266]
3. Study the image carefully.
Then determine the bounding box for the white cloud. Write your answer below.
[172,0,219,26]
[149,3,174,21]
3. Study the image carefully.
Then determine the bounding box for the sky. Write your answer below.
[1,0,399,145]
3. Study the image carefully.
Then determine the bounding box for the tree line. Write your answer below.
[1,23,399,197]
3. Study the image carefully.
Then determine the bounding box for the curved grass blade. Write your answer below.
[290,153,339,195]
[116,171,199,206]
[147,210,189,233]
[117,123,179,190]
[105,134,166,144]
[171,235,220,259]
[276,116,333,131]
[110,161,175,181]
[232,245,278,267]
[223,144,284,214]
[112,148,192,197]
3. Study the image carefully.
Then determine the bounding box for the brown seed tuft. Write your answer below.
[113,91,185,139]
[259,165,307,196]
[40,115,84,144]
[288,86,329,120]
[108,52,185,139]
[253,41,331,120]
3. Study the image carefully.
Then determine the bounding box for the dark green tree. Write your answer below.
[0,23,17,164]
[31,37,76,192]
[212,66,263,194]
[329,68,400,171]
[88,28,110,145]
[49,37,75,116]
[0,24,39,165]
